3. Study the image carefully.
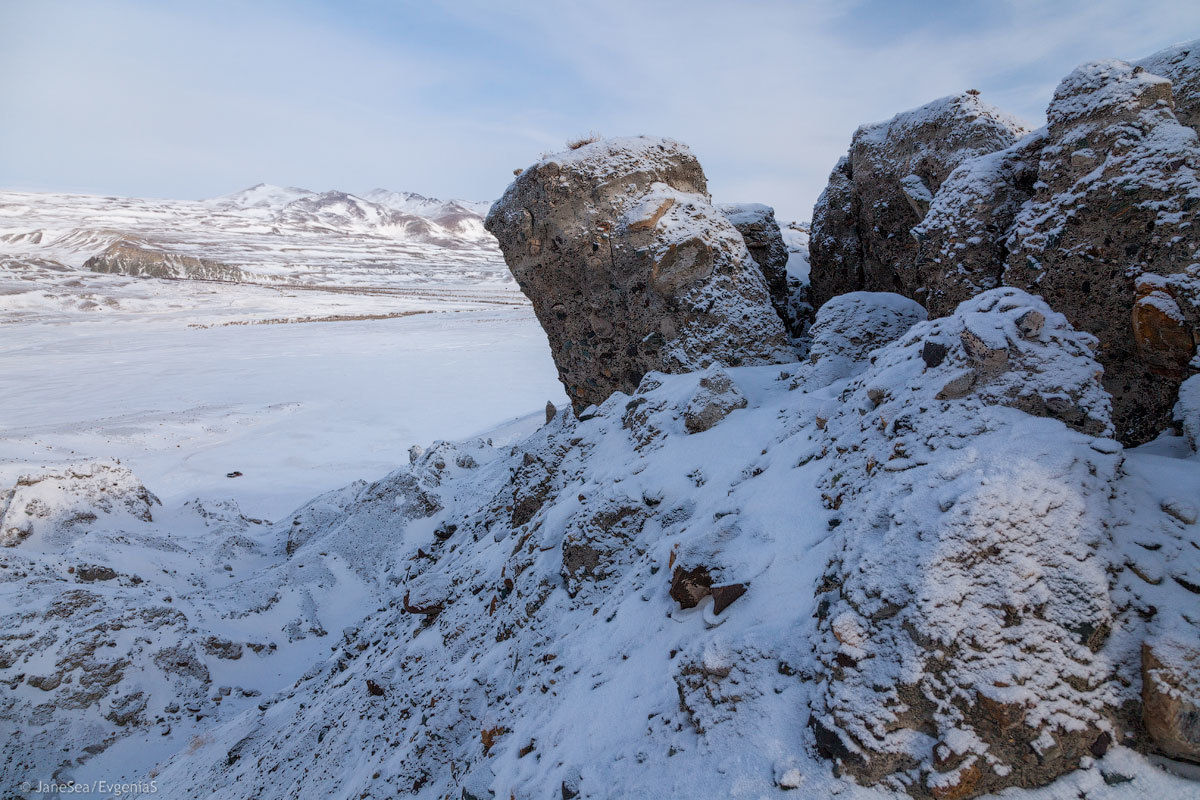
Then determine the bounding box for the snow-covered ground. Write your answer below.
[0,187,565,519]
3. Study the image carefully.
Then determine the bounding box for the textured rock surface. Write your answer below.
[811,42,1200,445]
[717,203,794,332]
[811,289,1118,797]
[1138,39,1200,134]
[486,137,793,412]
[1003,59,1200,444]
[908,131,1044,317]
[85,239,245,282]
[808,93,1028,308]
[1141,641,1200,762]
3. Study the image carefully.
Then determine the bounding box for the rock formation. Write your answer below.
[808,92,1029,308]
[1002,58,1200,444]
[84,238,245,282]
[811,288,1118,797]
[794,291,927,388]
[486,136,793,413]
[809,40,1200,445]
[1138,40,1200,134]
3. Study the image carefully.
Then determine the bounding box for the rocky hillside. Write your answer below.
[0,184,501,288]
[4,40,1200,800]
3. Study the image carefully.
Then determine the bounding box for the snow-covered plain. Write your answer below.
[0,187,566,518]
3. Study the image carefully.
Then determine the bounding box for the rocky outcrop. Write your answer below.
[808,93,1028,308]
[486,136,793,413]
[908,130,1044,317]
[1141,641,1200,762]
[811,288,1118,798]
[810,42,1200,445]
[85,239,244,282]
[1003,59,1200,444]
[716,203,793,330]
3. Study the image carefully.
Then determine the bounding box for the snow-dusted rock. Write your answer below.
[1137,38,1200,135]
[909,130,1045,317]
[486,136,793,413]
[1141,640,1200,762]
[808,93,1029,308]
[683,367,747,433]
[1003,59,1200,444]
[0,462,159,548]
[717,203,797,334]
[1173,374,1200,450]
[811,289,1117,796]
[797,291,927,387]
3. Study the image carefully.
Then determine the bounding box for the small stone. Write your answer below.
[1016,310,1045,339]
[922,340,948,368]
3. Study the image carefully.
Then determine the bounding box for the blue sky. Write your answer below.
[2,0,1199,220]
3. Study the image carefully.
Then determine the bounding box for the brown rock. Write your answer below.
[1141,641,1200,761]
[486,136,793,413]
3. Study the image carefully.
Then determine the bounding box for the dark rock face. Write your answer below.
[486,137,793,413]
[808,93,1029,309]
[84,239,244,282]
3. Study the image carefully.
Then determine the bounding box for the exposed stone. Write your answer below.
[809,92,1028,308]
[85,239,244,282]
[1141,641,1200,762]
[909,131,1044,317]
[1137,39,1200,135]
[486,136,792,413]
[717,203,797,333]
[683,368,747,433]
[1003,59,1200,444]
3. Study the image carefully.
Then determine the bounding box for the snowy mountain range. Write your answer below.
[0,184,502,288]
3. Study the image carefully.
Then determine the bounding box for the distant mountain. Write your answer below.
[0,184,505,287]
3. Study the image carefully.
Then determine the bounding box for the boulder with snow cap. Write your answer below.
[486,136,793,413]
[795,291,927,389]
[808,92,1029,308]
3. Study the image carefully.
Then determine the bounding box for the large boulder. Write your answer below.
[808,93,1029,308]
[811,288,1119,798]
[486,137,793,412]
[1003,59,1200,444]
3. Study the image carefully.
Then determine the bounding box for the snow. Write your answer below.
[0,287,1176,800]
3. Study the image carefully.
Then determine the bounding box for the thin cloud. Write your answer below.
[3,0,1199,220]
